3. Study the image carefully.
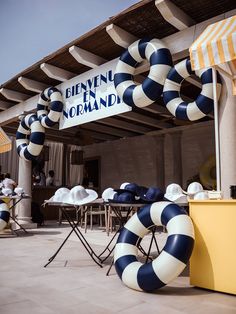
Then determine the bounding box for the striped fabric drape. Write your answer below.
[190,15,236,71]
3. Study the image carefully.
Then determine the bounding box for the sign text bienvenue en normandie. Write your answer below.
[59,58,131,129]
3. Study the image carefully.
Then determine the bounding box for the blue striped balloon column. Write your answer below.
[0,199,10,231]
[114,38,173,108]
[16,114,45,161]
[163,58,222,121]
[37,87,64,128]
[114,201,194,292]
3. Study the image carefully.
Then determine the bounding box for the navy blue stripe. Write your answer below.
[0,200,6,205]
[123,85,136,107]
[114,73,133,88]
[44,117,57,127]
[164,234,194,264]
[186,59,194,75]
[120,50,137,67]
[0,211,10,222]
[201,68,213,84]
[142,77,163,101]
[138,39,149,59]
[117,227,140,245]
[38,114,47,121]
[48,87,60,97]
[115,255,137,279]
[17,143,27,155]
[28,114,38,126]
[20,118,29,131]
[24,149,37,161]
[37,104,47,111]
[163,91,179,105]
[150,48,173,66]
[29,132,45,145]
[195,94,214,114]
[161,204,187,226]
[50,100,63,112]
[40,92,48,101]
[16,131,27,140]
[167,68,184,84]
[176,102,189,120]
[137,262,165,291]
[137,204,153,229]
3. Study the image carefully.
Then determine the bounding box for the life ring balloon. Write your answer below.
[0,200,10,231]
[199,155,216,189]
[163,58,222,121]
[114,201,194,292]
[114,38,173,108]
[16,114,45,161]
[37,87,64,128]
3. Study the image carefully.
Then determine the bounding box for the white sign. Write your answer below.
[59,58,131,129]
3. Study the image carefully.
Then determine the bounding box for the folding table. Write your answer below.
[43,201,103,268]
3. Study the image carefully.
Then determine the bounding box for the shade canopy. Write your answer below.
[0,127,12,153]
[190,15,236,71]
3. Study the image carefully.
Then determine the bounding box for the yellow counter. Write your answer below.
[189,200,236,294]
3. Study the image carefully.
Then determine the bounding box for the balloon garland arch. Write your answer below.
[0,200,10,231]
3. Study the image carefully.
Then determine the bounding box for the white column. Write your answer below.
[219,74,236,198]
[16,158,37,228]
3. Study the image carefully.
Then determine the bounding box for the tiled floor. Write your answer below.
[0,221,236,314]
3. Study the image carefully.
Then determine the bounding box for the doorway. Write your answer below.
[83,157,101,194]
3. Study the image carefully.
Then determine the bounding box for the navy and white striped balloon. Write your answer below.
[0,199,10,231]
[16,114,45,161]
[114,38,173,108]
[114,201,194,292]
[37,87,63,128]
[163,58,222,121]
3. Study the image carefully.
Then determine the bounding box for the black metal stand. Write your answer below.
[44,206,103,268]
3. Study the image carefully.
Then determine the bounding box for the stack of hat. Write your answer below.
[47,185,98,205]
[102,182,165,204]
[164,181,209,202]
[186,182,209,200]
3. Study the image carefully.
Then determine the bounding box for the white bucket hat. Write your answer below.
[102,188,116,202]
[2,188,12,196]
[193,191,209,200]
[164,183,187,203]
[64,185,98,205]
[14,187,24,196]
[187,182,203,198]
[46,187,70,203]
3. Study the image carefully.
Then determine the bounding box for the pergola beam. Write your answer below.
[96,117,151,134]
[120,112,173,129]
[18,77,48,93]
[0,88,29,102]
[40,63,76,82]
[81,122,138,138]
[155,0,195,30]
[69,46,107,68]
[0,100,12,110]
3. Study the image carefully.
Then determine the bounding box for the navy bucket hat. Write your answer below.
[114,182,138,195]
[137,186,164,203]
[108,191,136,204]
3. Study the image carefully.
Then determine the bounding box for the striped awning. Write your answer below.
[0,127,12,153]
[189,15,236,71]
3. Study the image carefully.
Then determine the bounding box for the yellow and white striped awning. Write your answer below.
[190,15,236,71]
[0,127,12,153]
